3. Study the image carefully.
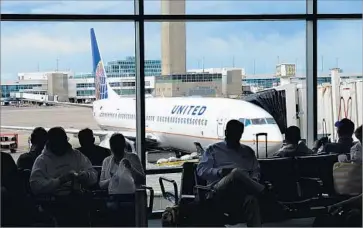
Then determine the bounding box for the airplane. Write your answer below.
[1,28,283,158]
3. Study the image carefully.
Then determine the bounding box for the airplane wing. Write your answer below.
[1,125,160,147]
[1,125,106,136]
[24,99,93,108]
[49,101,93,108]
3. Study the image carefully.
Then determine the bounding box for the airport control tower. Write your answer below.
[161,0,187,75]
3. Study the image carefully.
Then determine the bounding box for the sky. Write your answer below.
[1,0,362,81]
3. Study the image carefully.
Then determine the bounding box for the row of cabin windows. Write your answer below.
[157,116,208,126]
[99,112,208,126]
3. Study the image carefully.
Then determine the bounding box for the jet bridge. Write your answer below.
[244,89,288,134]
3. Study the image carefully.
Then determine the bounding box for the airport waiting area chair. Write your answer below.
[160,162,276,226]
[33,185,154,227]
[258,154,345,217]
[158,152,348,225]
[159,162,198,206]
[11,166,155,227]
[294,154,338,197]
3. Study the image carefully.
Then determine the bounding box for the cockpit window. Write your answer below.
[251,118,266,125]
[245,119,251,127]
[266,118,277,124]
[240,118,276,127]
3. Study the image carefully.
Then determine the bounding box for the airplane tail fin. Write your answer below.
[90,28,119,100]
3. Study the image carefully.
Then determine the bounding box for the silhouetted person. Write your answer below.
[2,151,21,226]
[1,152,44,226]
[99,133,145,190]
[340,125,363,163]
[274,126,314,157]
[30,127,98,226]
[76,128,110,166]
[30,127,97,195]
[1,151,19,192]
[314,194,362,227]
[17,127,47,170]
[197,120,264,227]
[350,125,362,163]
[313,118,355,154]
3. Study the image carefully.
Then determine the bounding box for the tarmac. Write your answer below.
[0,105,180,210]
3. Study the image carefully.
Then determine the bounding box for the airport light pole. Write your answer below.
[56,58,59,72]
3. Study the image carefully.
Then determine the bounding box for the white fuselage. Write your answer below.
[93,97,283,158]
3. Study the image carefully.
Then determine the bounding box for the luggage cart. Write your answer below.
[0,133,18,153]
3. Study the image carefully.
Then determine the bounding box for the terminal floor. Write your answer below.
[148,217,315,227]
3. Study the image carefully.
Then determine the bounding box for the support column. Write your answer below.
[134,0,146,172]
[330,68,341,142]
[305,0,318,147]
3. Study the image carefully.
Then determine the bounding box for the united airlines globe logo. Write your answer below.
[95,61,107,99]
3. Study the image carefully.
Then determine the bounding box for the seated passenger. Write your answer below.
[351,125,362,163]
[30,127,98,195]
[313,118,355,154]
[76,128,111,166]
[197,120,264,227]
[314,194,362,227]
[99,133,145,190]
[17,127,47,170]
[274,126,314,157]
[339,125,362,164]
[1,152,46,226]
[1,151,20,193]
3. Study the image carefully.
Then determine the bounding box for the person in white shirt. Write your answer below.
[99,133,145,190]
[30,127,98,195]
[350,125,362,163]
[338,125,362,164]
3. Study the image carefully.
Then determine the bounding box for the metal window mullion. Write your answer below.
[134,0,146,173]
[2,13,361,21]
[305,0,318,147]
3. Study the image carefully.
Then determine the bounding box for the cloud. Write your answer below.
[1,0,135,14]
[7,31,88,54]
[185,23,306,74]
[1,1,362,79]
[1,22,138,75]
[28,1,134,15]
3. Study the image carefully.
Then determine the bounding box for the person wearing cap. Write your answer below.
[312,118,355,154]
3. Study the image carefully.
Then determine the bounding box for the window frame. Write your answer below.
[2,0,361,175]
